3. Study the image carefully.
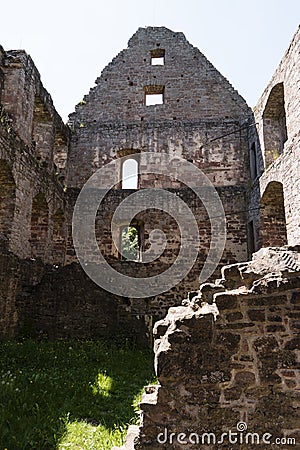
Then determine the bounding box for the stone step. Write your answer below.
[112,425,140,450]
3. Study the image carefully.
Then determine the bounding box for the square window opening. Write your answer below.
[151,56,164,66]
[145,93,164,106]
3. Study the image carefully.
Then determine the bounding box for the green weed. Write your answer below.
[0,339,155,449]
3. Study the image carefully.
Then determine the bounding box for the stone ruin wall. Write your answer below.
[113,28,300,449]
[0,24,298,450]
[67,119,251,190]
[0,46,72,337]
[248,26,300,251]
[67,27,252,188]
[62,26,253,329]
[1,49,69,171]
[64,185,248,321]
[116,247,300,450]
[0,47,70,262]
[0,26,299,342]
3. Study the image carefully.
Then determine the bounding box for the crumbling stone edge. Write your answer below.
[113,246,300,450]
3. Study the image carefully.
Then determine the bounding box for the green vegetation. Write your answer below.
[0,339,155,449]
[121,226,139,261]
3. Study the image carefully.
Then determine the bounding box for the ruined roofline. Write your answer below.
[0,45,5,55]
[70,26,251,123]
[282,24,300,65]
[127,26,187,46]
[1,46,70,134]
[253,24,300,114]
[5,48,40,75]
[99,26,249,108]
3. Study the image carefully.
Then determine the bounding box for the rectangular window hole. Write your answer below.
[151,56,164,65]
[145,93,164,106]
[144,85,164,106]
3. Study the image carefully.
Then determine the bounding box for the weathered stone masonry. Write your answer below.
[0,46,70,336]
[0,24,299,450]
[65,26,253,324]
[0,47,70,262]
[0,26,299,344]
[248,26,300,251]
[117,247,300,450]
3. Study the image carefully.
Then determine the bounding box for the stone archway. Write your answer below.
[260,181,287,247]
[263,83,288,168]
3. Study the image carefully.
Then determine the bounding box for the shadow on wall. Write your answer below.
[262,83,288,169]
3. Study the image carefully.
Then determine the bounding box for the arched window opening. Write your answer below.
[121,225,141,261]
[260,181,287,247]
[30,192,49,259]
[122,158,138,189]
[0,160,16,242]
[263,83,288,168]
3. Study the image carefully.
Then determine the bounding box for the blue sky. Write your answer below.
[1,0,299,121]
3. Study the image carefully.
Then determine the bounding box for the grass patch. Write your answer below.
[0,339,155,449]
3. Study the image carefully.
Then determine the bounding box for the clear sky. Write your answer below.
[1,0,299,122]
